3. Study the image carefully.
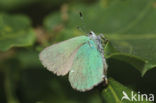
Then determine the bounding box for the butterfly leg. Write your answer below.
[103,58,108,85]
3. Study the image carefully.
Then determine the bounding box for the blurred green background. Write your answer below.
[0,0,156,103]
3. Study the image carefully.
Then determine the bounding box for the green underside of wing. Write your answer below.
[69,40,104,91]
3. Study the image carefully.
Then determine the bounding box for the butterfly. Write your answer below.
[39,31,108,92]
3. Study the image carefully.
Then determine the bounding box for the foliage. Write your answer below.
[0,0,156,103]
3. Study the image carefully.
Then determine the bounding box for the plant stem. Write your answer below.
[4,68,19,103]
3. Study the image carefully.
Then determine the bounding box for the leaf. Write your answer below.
[44,0,156,76]
[44,12,63,33]
[107,34,156,76]
[102,78,153,103]
[0,13,36,51]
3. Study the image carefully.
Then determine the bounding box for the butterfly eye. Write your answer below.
[88,32,92,36]
[88,31,96,36]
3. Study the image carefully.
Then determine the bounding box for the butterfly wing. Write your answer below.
[69,40,104,91]
[39,36,89,76]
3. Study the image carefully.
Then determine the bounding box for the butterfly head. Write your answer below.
[88,31,108,46]
[88,31,97,39]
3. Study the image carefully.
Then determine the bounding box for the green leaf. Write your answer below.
[0,13,36,51]
[102,78,153,103]
[44,12,62,33]
[107,34,156,76]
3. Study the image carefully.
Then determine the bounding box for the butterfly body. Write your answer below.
[39,31,108,91]
[88,31,108,79]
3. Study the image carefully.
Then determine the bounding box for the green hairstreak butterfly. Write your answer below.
[39,31,108,91]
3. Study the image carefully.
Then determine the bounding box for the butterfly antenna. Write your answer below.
[77,11,90,35]
[80,12,83,20]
